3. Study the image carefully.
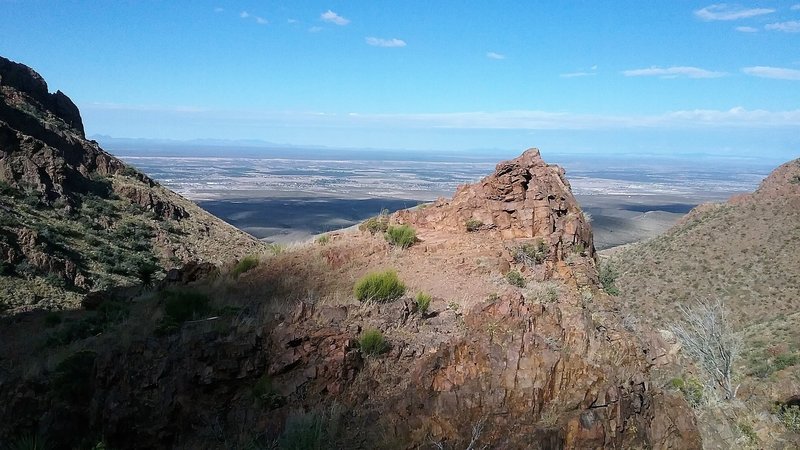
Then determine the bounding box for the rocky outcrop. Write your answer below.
[398,148,595,263]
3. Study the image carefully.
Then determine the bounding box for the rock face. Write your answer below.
[399,148,595,262]
[0,55,264,312]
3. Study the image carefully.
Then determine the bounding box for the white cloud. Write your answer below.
[765,20,800,32]
[240,11,268,25]
[321,10,349,25]
[622,66,726,79]
[791,4,800,10]
[560,72,594,78]
[590,65,598,70]
[735,26,758,32]
[214,7,224,13]
[694,4,775,21]
[486,52,505,60]
[287,19,298,24]
[309,26,323,33]
[742,66,800,80]
[365,37,406,47]
[83,103,800,130]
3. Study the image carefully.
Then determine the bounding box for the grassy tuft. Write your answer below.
[359,328,388,356]
[506,270,526,288]
[415,292,432,315]
[162,290,211,323]
[385,225,416,249]
[232,255,259,277]
[354,270,406,302]
[465,218,483,232]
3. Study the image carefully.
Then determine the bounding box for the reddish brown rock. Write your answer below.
[398,148,595,263]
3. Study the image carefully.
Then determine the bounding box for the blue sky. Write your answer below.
[1,1,799,159]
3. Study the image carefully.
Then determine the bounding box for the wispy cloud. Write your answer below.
[791,4,800,10]
[365,37,406,47]
[239,11,268,24]
[321,10,349,25]
[486,52,506,60]
[83,103,800,129]
[561,65,598,78]
[214,7,224,13]
[694,4,775,21]
[622,66,726,79]
[765,20,800,32]
[735,26,758,32]
[308,26,323,33]
[287,19,298,24]
[742,66,800,80]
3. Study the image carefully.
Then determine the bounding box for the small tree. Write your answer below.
[668,299,741,400]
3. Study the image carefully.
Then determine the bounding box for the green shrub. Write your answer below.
[279,409,336,450]
[232,255,259,277]
[599,261,620,296]
[8,434,49,450]
[385,225,416,249]
[162,290,211,323]
[668,377,704,407]
[315,234,330,245]
[51,350,96,404]
[359,212,389,235]
[513,239,549,266]
[506,270,526,287]
[777,405,800,432]
[415,292,432,315]
[354,270,406,302]
[359,328,388,356]
[252,374,282,408]
[44,311,62,327]
[465,219,483,232]
[268,243,285,255]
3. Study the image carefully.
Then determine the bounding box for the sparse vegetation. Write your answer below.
[315,234,330,245]
[506,270,525,287]
[359,328,388,356]
[598,261,620,296]
[669,377,705,407]
[513,239,549,266]
[354,270,406,302]
[268,243,285,255]
[279,406,343,450]
[359,210,389,235]
[415,292,432,315]
[232,255,259,277]
[776,404,800,432]
[51,350,96,404]
[162,289,211,323]
[669,299,741,400]
[465,218,483,232]
[385,224,416,249]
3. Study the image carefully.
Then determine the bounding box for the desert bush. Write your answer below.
[385,225,416,249]
[51,350,96,404]
[354,270,406,302]
[162,290,211,323]
[359,211,390,235]
[465,218,483,232]
[513,239,549,266]
[44,311,62,327]
[359,328,388,355]
[8,434,49,450]
[777,405,800,432]
[268,243,285,255]
[415,292,432,315]
[598,261,620,296]
[506,270,526,287]
[252,374,283,408]
[279,406,343,450]
[668,299,741,400]
[315,234,330,245]
[232,255,259,277]
[669,377,704,407]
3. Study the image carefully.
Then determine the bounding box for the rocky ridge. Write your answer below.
[0,56,264,312]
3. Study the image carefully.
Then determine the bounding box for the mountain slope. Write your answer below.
[0,56,264,313]
[609,158,800,447]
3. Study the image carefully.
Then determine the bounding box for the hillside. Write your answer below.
[609,158,800,448]
[0,56,264,313]
[0,145,702,448]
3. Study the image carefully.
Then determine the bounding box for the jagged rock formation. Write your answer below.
[0,56,264,312]
[399,148,594,257]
